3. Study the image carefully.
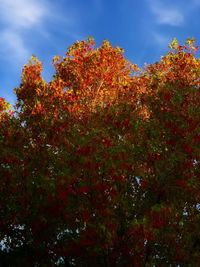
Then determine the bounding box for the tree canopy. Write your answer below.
[0,37,200,266]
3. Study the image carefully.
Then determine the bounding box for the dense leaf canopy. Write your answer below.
[0,38,200,266]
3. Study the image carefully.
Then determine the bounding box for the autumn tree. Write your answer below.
[0,37,200,266]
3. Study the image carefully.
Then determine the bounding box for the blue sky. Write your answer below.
[0,0,200,105]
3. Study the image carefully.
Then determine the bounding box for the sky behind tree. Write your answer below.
[0,0,200,104]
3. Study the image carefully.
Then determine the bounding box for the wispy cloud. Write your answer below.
[0,0,47,62]
[152,32,171,47]
[149,1,184,26]
[0,0,46,29]
[0,0,84,64]
[0,30,29,62]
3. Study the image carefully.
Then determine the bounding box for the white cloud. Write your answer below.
[149,1,184,26]
[0,0,82,63]
[0,30,29,63]
[0,0,45,29]
[0,0,47,63]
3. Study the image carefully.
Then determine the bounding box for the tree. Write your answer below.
[0,37,200,266]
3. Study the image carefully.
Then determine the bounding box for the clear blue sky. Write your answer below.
[0,0,200,105]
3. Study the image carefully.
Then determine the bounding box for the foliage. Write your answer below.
[0,37,200,266]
